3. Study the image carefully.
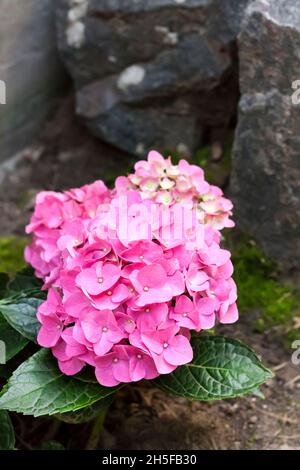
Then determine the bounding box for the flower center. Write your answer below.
[102,326,108,333]
[183,313,188,317]
[137,354,142,359]
[143,286,149,292]
[145,307,150,312]
[113,358,119,363]
[98,277,103,283]
[163,342,168,349]
[107,290,112,296]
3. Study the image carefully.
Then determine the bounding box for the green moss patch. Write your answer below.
[0,237,28,275]
[227,235,300,341]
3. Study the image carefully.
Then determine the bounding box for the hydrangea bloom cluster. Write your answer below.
[25,151,238,387]
[116,151,234,230]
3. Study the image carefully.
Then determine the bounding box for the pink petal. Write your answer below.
[37,324,62,348]
[76,268,101,295]
[95,355,120,387]
[141,332,164,355]
[199,312,216,329]
[151,353,177,374]
[137,264,167,288]
[195,296,216,315]
[112,283,130,302]
[94,335,114,356]
[81,318,101,343]
[219,302,239,324]
[174,295,194,314]
[164,335,193,366]
[58,358,84,375]
[112,360,131,383]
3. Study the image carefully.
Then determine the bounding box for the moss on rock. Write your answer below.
[228,234,300,343]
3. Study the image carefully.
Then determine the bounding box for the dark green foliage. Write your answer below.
[155,335,273,401]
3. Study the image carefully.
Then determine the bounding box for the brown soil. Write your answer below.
[1,97,299,450]
[104,322,300,450]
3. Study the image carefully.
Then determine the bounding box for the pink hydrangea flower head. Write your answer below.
[26,150,238,387]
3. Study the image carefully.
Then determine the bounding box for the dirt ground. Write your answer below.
[1,97,299,450]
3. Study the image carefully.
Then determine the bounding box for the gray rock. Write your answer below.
[0,0,67,162]
[231,0,300,269]
[55,0,251,155]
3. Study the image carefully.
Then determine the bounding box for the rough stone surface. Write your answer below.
[55,0,251,155]
[0,0,67,162]
[231,0,300,269]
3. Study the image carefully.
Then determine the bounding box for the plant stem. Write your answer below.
[85,410,107,450]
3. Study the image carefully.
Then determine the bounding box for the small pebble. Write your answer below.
[249,415,258,424]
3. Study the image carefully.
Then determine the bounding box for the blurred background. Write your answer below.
[0,0,299,450]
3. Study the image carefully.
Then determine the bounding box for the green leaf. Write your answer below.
[0,349,119,417]
[40,441,65,450]
[0,290,44,342]
[0,273,9,299]
[74,367,98,384]
[0,411,15,450]
[55,395,114,424]
[154,335,273,401]
[0,314,28,361]
[7,268,42,293]
[250,387,266,399]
